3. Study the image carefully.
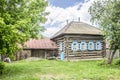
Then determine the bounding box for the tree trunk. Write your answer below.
[108,49,117,64]
[1,55,5,61]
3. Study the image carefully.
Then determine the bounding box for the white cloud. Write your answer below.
[43,27,60,37]
[43,0,95,37]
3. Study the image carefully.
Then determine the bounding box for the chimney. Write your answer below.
[78,17,80,22]
[66,20,68,24]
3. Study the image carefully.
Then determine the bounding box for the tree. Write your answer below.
[0,0,48,60]
[89,0,120,64]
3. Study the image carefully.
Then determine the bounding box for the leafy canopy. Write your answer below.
[89,0,120,50]
[0,0,48,59]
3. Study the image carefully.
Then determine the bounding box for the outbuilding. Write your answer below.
[15,38,58,60]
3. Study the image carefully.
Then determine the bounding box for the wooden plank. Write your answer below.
[45,51,47,59]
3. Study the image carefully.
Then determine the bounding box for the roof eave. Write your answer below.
[24,48,58,50]
[51,33,103,40]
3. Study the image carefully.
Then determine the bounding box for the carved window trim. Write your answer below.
[88,41,95,50]
[71,40,79,51]
[59,42,63,51]
[80,41,87,51]
[96,41,102,50]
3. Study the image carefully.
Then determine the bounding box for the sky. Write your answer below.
[48,0,84,8]
[43,0,95,37]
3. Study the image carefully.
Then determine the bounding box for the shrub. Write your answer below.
[0,62,5,74]
[115,59,120,65]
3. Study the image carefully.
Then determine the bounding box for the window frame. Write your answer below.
[95,41,102,50]
[59,42,63,51]
[71,40,79,51]
[88,41,95,50]
[80,41,87,51]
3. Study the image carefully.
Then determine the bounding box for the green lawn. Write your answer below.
[0,59,120,80]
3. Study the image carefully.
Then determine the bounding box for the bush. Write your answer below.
[115,59,120,65]
[0,62,5,74]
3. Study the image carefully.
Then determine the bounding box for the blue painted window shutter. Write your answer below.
[80,42,87,51]
[96,41,102,50]
[59,42,63,51]
[71,40,79,51]
[88,41,95,50]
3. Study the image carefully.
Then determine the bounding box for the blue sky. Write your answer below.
[43,0,94,37]
[48,0,84,8]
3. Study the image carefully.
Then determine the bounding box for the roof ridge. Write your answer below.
[51,21,73,39]
[72,21,101,30]
[82,22,100,30]
[64,21,73,33]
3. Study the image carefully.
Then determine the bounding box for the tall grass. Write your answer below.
[0,59,120,80]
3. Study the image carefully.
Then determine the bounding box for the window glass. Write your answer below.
[88,41,95,50]
[96,41,102,50]
[80,41,87,51]
[59,42,63,51]
[71,40,79,51]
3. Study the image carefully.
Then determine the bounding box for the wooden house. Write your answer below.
[15,38,58,60]
[51,21,106,60]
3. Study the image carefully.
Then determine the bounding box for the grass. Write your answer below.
[0,59,120,80]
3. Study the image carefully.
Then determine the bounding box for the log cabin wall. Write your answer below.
[53,34,105,60]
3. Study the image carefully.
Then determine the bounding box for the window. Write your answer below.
[80,41,87,51]
[59,42,63,51]
[71,40,79,51]
[88,41,95,50]
[95,41,102,50]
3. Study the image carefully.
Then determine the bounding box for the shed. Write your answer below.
[51,21,106,60]
[15,38,58,60]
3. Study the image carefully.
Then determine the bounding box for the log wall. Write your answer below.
[53,34,105,60]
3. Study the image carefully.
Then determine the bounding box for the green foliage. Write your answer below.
[89,0,120,50]
[115,59,120,65]
[0,62,5,75]
[0,0,48,59]
[89,0,120,64]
